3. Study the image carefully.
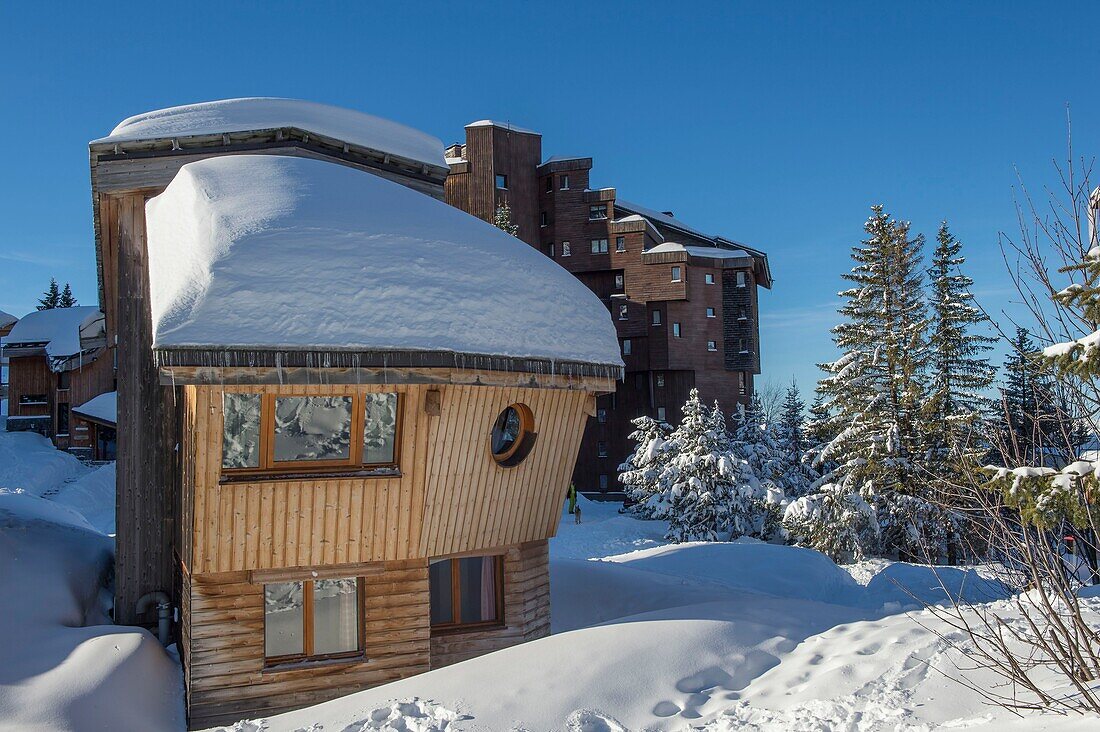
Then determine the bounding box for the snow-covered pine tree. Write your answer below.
[996,327,1076,466]
[773,381,816,497]
[924,222,995,474]
[727,397,788,539]
[493,202,520,237]
[659,389,739,542]
[783,483,880,563]
[816,205,936,559]
[731,394,782,482]
[58,283,77,308]
[618,415,672,518]
[37,278,60,310]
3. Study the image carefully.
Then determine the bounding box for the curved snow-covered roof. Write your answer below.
[94,98,446,170]
[4,306,104,359]
[645,242,751,259]
[146,155,623,373]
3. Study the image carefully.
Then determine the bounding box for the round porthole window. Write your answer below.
[491,403,535,466]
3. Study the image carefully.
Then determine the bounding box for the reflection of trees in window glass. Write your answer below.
[223,393,261,468]
[274,396,352,461]
[363,393,398,464]
[312,578,358,654]
[264,581,303,656]
[491,407,522,455]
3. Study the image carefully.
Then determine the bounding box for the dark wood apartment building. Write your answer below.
[445,120,772,492]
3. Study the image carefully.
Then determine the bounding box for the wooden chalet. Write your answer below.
[88,99,622,728]
[1,306,114,458]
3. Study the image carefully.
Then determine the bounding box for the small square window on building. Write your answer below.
[589,204,608,220]
[496,173,508,189]
[707,340,718,351]
[618,304,628,320]
[737,271,747,287]
[540,211,548,227]
[652,310,662,326]
[57,403,69,436]
[546,243,555,257]
[599,474,609,491]
[598,441,609,458]
[591,238,609,254]
[671,266,682,282]
[706,307,716,318]
[615,274,624,290]
[656,373,665,387]
[562,241,571,256]
[656,406,666,421]
[705,273,715,285]
[616,236,626,252]
[622,339,632,355]
[560,175,570,190]
[597,408,607,423]
[739,372,746,395]
[545,177,553,193]
[672,322,682,337]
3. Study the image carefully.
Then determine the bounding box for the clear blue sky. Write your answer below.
[2,1,1098,396]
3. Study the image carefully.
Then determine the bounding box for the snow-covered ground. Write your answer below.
[0,424,1096,731]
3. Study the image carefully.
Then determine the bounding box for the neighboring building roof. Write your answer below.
[646,242,751,259]
[93,97,447,170]
[542,155,587,164]
[0,310,16,329]
[466,119,540,135]
[613,214,665,242]
[145,154,623,373]
[73,391,117,427]
[3,306,105,360]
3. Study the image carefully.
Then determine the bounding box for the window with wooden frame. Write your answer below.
[221,392,400,475]
[264,577,363,665]
[429,555,504,631]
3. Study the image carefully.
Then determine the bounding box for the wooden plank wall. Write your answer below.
[188,382,588,573]
[429,540,551,669]
[6,356,52,417]
[185,560,430,730]
[114,192,183,624]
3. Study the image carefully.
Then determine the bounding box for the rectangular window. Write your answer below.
[222,392,400,472]
[560,175,570,190]
[429,556,502,629]
[671,266,682,282]
[19,394,48,406]
[622,339,632,355]
[597,408,607,424]
[598,441,608,457]
[737,271,747,287]
[652,310,662,326]
[561,241,571,257]
[673,323,682,337]
[634,373,644,389]
[618,304,628,320]
[705,273,715,285]
[264,577,361,663]
[545,177,552,193]
[615,236,626,252]
[496,173,508,189]
[656,406,666,421]
[546,243,556,257]
[707,340,718,351]
[589,204,608,220]
[540,211,548,227]
[706,307,716,318]
[591,238,609,254]
[614,274,624,290]
[656,373,665,387]
[599,474,609,491]
[57,403,69,435]
[739,338,746,352]
[739,372,746,395]
[58,371,70,390]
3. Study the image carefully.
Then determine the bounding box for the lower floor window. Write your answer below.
[264,577,361,662]
[429,555,502,629]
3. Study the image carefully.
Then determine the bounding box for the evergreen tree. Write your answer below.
[618,415,672,518]
[774,382,815,497]
[58,283,77,308]
[816,205,935,559]
[731,394,782,483]
[37,278,60,310]
[783,483,880,563]
[997,328,1063,466]
[493,202,520,237]
[924,222,995,472]
[729,397,787,539]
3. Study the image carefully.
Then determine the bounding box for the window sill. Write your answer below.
[221,467,401,484]
[262,653,366,674]
[431,621,506,637]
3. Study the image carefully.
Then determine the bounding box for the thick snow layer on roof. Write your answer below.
[4,306,103,358]
[0,310,16,329]
[615,198,714,240]
[542,155,588,164]
[73,391,117,426]
[646,242,750,259]
[466,119,539,135]
[94,97,446,169]
[145,155,623,368]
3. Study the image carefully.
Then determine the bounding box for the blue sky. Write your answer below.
[2,2,1098,396]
